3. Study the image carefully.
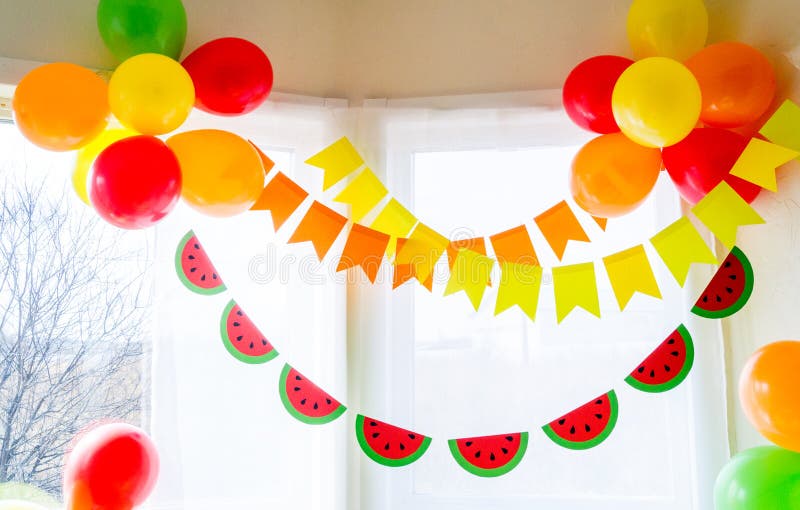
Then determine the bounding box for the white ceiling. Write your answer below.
[0,0,798,101]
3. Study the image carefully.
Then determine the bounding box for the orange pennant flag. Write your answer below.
[447,237,490,286]
[337,224,390,283]
[489,225,540,266]
[593,216,608,231]
[395,223,449,284]
[393,238,434,291]
[535,201,590,260]
[250,172,309,230]
[288,201,348,260]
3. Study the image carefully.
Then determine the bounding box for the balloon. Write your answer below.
[662,128,762,205]
[685,42,777,128]
[182,37,275,116]
[562,55,634,134]
[627,0,708,61]
[166,130,265,217]
[612,57,702,148]
[12,63,109,152]
[714,446,800,509]
[73,128,138,205]
[97,0,187,62]
[63,423,159,510]
[90,135,182,229]
[739,341,800,452]
[108,53,195,135]
[570,133,662,217]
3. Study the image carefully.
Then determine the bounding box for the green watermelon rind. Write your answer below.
[542,390,619,451]
[174,230,227,296]
[219,299,279,365]
[448,432,529,478]
[279,364,347,425]
[624,324,695,394]
[691,246,754,319]
[355,414,432,468]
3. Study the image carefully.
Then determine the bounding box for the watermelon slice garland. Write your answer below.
[625,325,694,394]
[543,391,618,450]
[691,246,754,319]
[279,364,347,425]
[175,230,226,295]
[448,432,529,477]
[355,415,432,467]
[219,299,279,364]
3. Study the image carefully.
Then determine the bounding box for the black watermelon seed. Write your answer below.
[384,443,390,451]
[200,275,206,281]
[262,339,267,346]
[650,370,655,378]
[294,387,301,392]
[668,338,675,344]
[326,398,332,405]
[190,267,197,273]
[585,424,591,433]
[595,399,603,405]
[664,365,671,372]
[505,436,514,442]
[301,399,306,405]
[236,335,242,341]
[475,451,481,459]
[409,434,416,440]
[370,421,377,427]
[372,433,379,438]
[703,296,708,303]
[729,274,737,280]
[236,310,243,316]
[716,295,722,303]
[213,274,218,280]
[400,444,405,451]
[194,243,199,249]
[490,453,496,461]
[726,287,734,294]
[595,414,603,420]
[188,255,195,260]
[671,351,680,357]
[638,367,645,374]
[295,375,302,381]
[570,426,576,435]
[558,419,566,425]
[724,261,731,268]
[501,447,509,455]
[465,441,473,447]
[233,322,240,327]
[248,342,254,349]
[313,402,319,410]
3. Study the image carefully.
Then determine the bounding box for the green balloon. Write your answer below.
[715,446,800,509]
[97,0,187,62]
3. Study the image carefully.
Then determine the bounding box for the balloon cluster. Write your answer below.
[564,0,775,218]
[11,0,273,229]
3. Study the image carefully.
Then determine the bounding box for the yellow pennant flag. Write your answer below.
[371,199,419,258]
[692,182,765,249]
[333,168,389,222]
[729,138,800,192]
[444,249,494,311]
[760,100,800,155]
[495,262,543,321]
[603,245,662,310]
[650,217,717,285]
[552,263,600,323]
[304,137,365,190]
[395,223,449,284]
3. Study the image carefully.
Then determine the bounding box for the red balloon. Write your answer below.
[182,37,274,116]
[90,136,182,229]
[63,423,159,510]
[662,128,762,204]
[563,55,634,134]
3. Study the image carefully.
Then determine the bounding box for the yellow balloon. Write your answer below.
[72,127,138,205]
[627,0,708,61]
[612,57,701,148]
[108,53,194,135]
[166,129,265,217]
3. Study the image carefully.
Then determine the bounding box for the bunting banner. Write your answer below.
[333,168,389,222]
[393,237,434,292]
[337,224,390,283]
[603,245,662,310]
[494,262,543,321]
[650,217,717,285]
[250,172,309,230]
[287,201,348,260]
[535,201,590,260]
[304,136,365,190]
[728,137,800,192]
[446,237,491,285]
[552,262,601,323]
[444,249,494,311]
[489,225,540,266]
[370,198,418,258]
[394,223,449,285]
[691,182,765,250]
[759,99,800,154]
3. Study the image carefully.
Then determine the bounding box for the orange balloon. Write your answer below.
[12,63,109,151]
[166,129,265,217]
[570,133,662,217]
[685,42,776,128]
[739,341,800,452]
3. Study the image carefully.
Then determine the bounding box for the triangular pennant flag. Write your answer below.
[250,172,309,230]
[552,262,601,323]
[249,141,276,177]
[337,224,390,283]
[444,249,494,311]
[603,245,662,310]
[489,225,540,266]
[692,182,765,249]
[371,199,418,258]
[333,168,389,222]
[760,100,800,155]
[535,202,590,260]
[494,262,543,321]
[729,138,800,192]
[288,201,348,260]
[395,223,449,284]
[304,137,365,190]
[393,238,434,291]
[593,216,608,231]
[650,217,717,285]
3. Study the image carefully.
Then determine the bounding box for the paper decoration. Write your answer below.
[251,172,310,230]
[304,137,365,190]
[650,217,717,285]
[393,238,434,291]
[355,415,432,467]
[593,216,608,231]
[692,182,765,249]
[370,198,419,258]
[552,262,601,323]
[395,223,449,284]
[489,225,540,266]
[760,99,800,155]
[446,237,488,267]
[535,201,590,260]
[444,249,494,311]
[543,391,618,450]
[337,224,390,283]
[175,230,227,295]
[603,245,661,310]
[494,262,543,321]
[448,432,529,478]
[278,364,347,425]
[690,246,755,319]
[250,142,276,176]
[220,299,279,364]
[288,201,348,260]
[624,325,694,394]
[333,168,389,221]
[729,138,800,192]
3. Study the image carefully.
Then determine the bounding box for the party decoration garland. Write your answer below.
[355,415,432,468]
[542,391,619,451]
[624,325,695,394]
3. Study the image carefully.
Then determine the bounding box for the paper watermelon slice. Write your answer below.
[625,325,694,393]
[692,246,753,319]
[543,391,618,450]
[175,230,226,295]
[355,415,432,467]
[219,299,278,364]
[448,432,528,477]
[279,364,346,425]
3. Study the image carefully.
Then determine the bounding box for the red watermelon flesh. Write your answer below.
[279,364,346,425]
[175,230,226,295]
[626,324,694,393]
[692,246,754,319]
[355,415,432,467]
[543,391,618,450]
[219,299,278,364]
[448,432,528,477]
